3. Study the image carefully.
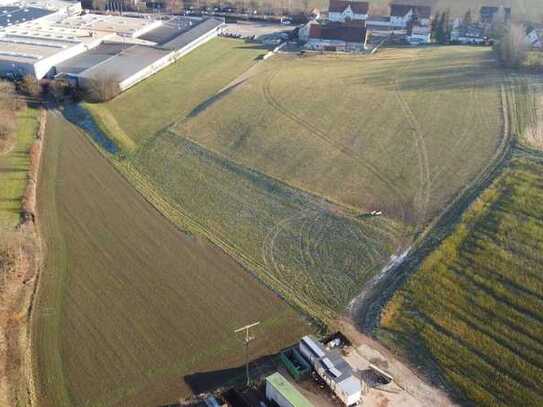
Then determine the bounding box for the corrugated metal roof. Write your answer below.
[160,18,223,50]
[266,373,314,407]
[138,16,195,44]
[337,375,362,396]
[78,44,171,82]
[55,42,132,74]
[302,336,326,358]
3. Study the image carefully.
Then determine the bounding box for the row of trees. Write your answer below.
[0,82,21,154]
[83,0,313,15]
[432,10,451,44]
[431,6,512,45]
[495,24,528,68]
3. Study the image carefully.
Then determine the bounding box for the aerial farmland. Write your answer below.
[0,0,542,406]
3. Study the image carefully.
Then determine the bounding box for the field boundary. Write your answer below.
[0,106,46,407]
[56,110,333,325]
[351,81,515,333]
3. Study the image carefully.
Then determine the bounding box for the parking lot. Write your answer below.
[221,21,295,42]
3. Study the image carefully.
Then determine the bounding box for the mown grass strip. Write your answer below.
[0,107,40,229]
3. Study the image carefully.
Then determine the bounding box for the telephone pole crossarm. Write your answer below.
[234,321,260,387]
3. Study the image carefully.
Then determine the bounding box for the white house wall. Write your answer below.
[328,8,368,23]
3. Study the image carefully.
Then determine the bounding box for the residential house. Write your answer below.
[390,4,431,28]
[450,23,487,44]
[479,6,512,24]
[304,21,366,51]
[328,0,369,23]
[407,21,431,44]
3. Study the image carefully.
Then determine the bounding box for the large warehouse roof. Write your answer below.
[77,44,170,83]
[138,16,195,44]
[160,18,222,50]
[55,42,132,74]
[54,13,160,37]
[0,6,53,27]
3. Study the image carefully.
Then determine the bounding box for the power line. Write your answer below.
[234,321,260,387]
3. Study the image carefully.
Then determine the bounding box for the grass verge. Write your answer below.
[0,107,40,229]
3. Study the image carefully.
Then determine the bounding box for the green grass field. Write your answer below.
[0,106,39,229]
[379,157,543,406]
[126,131,403,318]
[85,39,269,148]
[83,43,509,320]
[507,74,543,150]
[33,113,311,407]
[177,46,504,226]
[64,39,527,405]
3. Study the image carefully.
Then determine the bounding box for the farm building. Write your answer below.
[364,3,432,44]
[265,372,314,407]
[298,336,362,407]
[406,21,431,45]
[327,0,368,23]
[303,21,366,51]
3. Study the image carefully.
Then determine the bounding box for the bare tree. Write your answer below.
[20,75,41,99]
[85,74,121,102]
[491,6,507,39]
[497,24,528,68]
[0,111,16,153]
[0,80,18,111]
[0,80,18,153]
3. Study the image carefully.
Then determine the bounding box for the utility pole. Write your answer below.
[234,321,260,387]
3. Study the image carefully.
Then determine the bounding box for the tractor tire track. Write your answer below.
[392,57,431,228]
[262,68,411,224]
[353,80,514,334]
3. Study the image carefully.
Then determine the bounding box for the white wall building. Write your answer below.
[328,0,368,23]
[390,4,431,28]
[299,336,362,407]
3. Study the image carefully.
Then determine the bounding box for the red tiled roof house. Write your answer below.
[304,21,367,51]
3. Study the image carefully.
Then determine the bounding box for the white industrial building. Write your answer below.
[0,0,224,92]
[299,336,362,407]
[56,17,223,91]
